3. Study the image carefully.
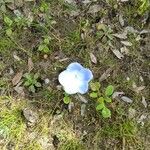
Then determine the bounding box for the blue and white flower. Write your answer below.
[58,62,93,94]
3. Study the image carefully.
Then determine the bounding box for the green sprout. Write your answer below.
[63,93,71,104]
[38,36,52,53]
[3,15,13,37]
[23,73,41,93]
[90,82,114,118]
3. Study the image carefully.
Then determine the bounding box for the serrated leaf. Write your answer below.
[90,92,98,98]
[105,85,114,96]
[90,82,100,91]
[96,103,105,111]
[102,107,111,118]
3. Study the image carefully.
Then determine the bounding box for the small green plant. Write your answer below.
[3,15,13,37]
[0,96,26,142]
[39,1,49,12]
[90,82,114,118]
[63,93,71,104]
[23,73,41,93]
[38,36,52,53]
[96,24,113,43]
[138,0,150,15]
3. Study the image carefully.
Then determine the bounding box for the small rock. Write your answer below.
[23,108,39,123]
[137,114,147,126]
[44,78,50,84]
[9,68,14,75]
[43,54,48,59]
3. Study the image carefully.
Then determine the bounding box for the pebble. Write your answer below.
[44,78,50,84]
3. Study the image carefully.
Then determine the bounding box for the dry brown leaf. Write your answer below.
[121,96,133,103]
[90,53,97,64]
[120,46,129,55]
[121,41,133,46]
[12,71,23,86]
[133,86,145,93]
[112,49,124,59]
[88,5,101,14]
[112,91,124,99]
[142,96,147,108]
[99,68,112,82]
[118,14,124,26]
[112,33,127,39]
[14,86,25,97]
[28,57,34,72]
[23,108,39,123]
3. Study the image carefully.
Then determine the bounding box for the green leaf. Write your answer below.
[43,45,50,53]
[63,96,71,104]
[102,107,111,118]
[90,82,100,91]
[105,85,114,96]
[98,97,104,103]
[29,85,35,93]
[4,16,13,26]
[6,28,12,37]
[43,36,51,44]
[34,73,39,80]
[24,73,32,80]
[105,97,112,103]
[35,82,41,87]
[38,44,50,53]
[96,102,105,111]
[89,92,98,98]
[24,81,31,87]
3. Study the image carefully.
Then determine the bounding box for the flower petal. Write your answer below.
[67,62,83,71]
[80,68,93,82]
[58,70,69,86]
[78,82,88,94]
[58,70,82,94]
